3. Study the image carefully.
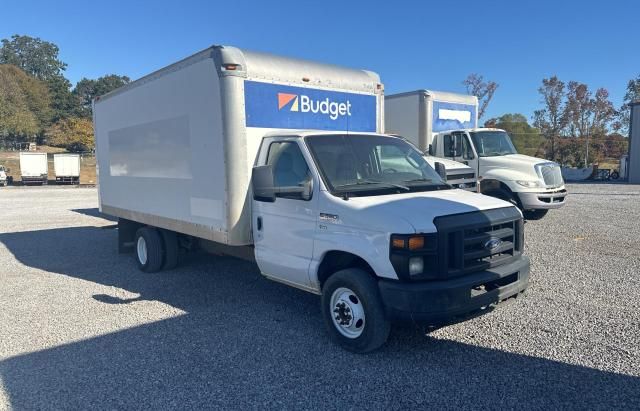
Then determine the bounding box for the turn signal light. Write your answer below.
[408,236,425,250]
[392,238,406,249]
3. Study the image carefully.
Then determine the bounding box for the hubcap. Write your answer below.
[330,287,365,339]
[136,236,148,265]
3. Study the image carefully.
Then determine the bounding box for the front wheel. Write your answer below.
[321,269,390,353]
[523,209,549,220]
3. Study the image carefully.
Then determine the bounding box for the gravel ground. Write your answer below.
[0,184,639,410]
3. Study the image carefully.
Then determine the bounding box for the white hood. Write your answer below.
[423,155,472,172]
[328,189,516,233]
[482,154,548,173]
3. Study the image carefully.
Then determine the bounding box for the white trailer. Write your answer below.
[19,152,48,185]
[386,90,566,220]
[53,153,81,184]
[94,46,529,352]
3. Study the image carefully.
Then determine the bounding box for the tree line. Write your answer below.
[0,34,130,151]
[1,33,639,166]
[474,73,640,167]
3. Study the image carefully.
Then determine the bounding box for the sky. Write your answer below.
[1,0,638,121]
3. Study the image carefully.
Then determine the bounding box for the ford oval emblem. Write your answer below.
[484,238,502,251]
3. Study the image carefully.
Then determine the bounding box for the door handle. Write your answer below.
[257,217,263,231]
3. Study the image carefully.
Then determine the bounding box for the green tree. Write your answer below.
[0,64,51,146]
[46,117,94,152]
[533,76,568,161]
[0,34,67,81]
[484,113,543,157]
[48,75,80,121]
[617,74,640,135]
[0,34,79,121]
[73,74,131,117]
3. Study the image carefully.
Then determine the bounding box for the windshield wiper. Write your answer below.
[402,178,433,184]
[337,179,410,191]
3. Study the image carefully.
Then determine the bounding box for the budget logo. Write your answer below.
[278,93,299,112]
[277,92,351,120]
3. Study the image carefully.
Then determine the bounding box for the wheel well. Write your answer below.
[480,179,511,195]
[480,179,523,208]
[317,251,375,288]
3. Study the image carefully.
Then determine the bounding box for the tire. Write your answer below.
[160,229,180,270]
[321,269,391,353]
[135,227,164,273]
[523,209,549,220]
[610,171,620,180]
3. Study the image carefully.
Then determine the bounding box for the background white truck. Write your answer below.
[95,45,529,352]
[385,90,567,219]
[53,153,81,184]
[19,152,48,185]
[0,165,8,186]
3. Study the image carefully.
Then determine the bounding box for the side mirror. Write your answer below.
[252,165,314,202]
[434,162,447,182]
[252,165,276,202]
[427,144,434,156]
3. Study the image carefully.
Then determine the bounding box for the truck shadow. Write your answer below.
[0,226,639,408]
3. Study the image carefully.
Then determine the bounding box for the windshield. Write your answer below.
[469,131,518,157]
[305,134,448,197]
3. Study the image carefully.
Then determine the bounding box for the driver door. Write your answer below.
[446,132,479,174]
[252,138,318,289]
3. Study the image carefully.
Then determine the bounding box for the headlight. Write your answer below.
[390,234,438,280]
[516,180,541,188]
[408,257,424,275]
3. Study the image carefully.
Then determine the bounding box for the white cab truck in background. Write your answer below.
[386,90,567,220]
[0,165,8,186]
[53,153,81,184]
[422,154,476,192]
[19,152,48,185]
[94,45,530,352]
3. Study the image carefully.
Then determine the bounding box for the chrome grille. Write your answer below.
[539,164,563,187]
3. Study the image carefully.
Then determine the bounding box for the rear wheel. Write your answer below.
[523,209,549,220]
[321,269,390,353]
[135,227,164,272]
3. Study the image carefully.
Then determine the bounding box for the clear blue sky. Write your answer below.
[2,0,638,121]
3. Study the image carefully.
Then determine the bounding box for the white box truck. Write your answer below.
[19,152,48,185]
[53,153,81,184]
[94,45,530,352]
[386,90,567,219]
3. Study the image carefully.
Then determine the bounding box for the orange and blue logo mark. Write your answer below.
[278,93,299,112]
[244,81,376,132]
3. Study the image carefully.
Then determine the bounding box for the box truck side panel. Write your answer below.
[431,100,478,132]
[384,93,421,147]
[95,56,228,243]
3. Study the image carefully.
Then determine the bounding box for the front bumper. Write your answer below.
[518,188,567,210]
[378,256,530,325]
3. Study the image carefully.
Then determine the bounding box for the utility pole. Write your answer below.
[585,127,589,167]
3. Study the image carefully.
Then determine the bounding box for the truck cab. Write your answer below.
[252,131,529,351]
[0,165,7,186]
[422,155,477,191]
[432,128,567,219]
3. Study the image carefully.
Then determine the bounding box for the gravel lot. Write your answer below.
[1,184,639,409]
